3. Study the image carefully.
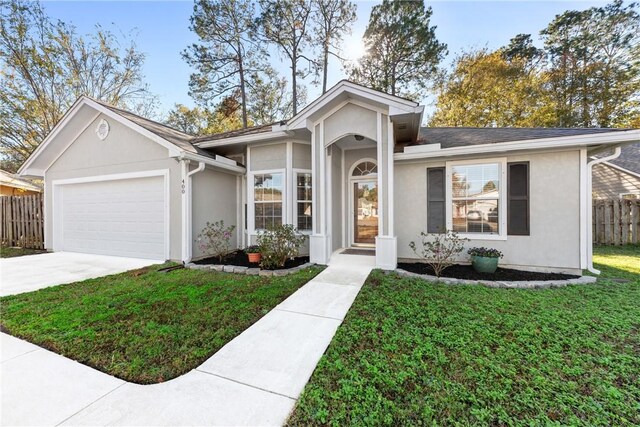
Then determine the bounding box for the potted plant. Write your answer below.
[245,245,261,264]
[468,247,503,274]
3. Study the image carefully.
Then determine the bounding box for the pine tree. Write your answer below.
[183,0,264,128]
[349,0,447,99]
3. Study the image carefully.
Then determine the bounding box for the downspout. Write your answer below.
[181,159,205,264]
[586,146,621,274]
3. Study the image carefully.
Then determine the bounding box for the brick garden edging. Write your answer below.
[185,262,315,276]
[394,268,597,289]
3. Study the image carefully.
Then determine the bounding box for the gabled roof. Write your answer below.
[19,97,245,177]
[413,127,629,149]
[286,80,423,130]
[90,99,214,156]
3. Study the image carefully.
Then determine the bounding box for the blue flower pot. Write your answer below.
[471,256,499,274]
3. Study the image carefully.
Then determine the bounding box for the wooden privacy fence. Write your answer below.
[1,194,44,249]
[593,199,640,245]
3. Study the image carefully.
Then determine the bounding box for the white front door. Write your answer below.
[59,176,166,259]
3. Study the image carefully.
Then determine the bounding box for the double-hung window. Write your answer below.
[254,173,283,230]
[295,172,312,231]
[446,159,506,238]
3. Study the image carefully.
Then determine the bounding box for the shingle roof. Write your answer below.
[93,100,211,156]
[413,127,628,149]
[608,142,640,175]
[192,123,276,143]
[92,98,278,152]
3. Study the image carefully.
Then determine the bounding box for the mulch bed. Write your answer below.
[194,250,310,270]
[397,262,580,281]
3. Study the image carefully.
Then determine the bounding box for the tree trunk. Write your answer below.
[292,55,298,116]
[322,43,329,94]
[238,52,248,128]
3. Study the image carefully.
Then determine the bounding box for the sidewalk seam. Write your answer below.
[274,308,344,322]
[195,369,297,401]
[0,348,40,364]
[55,382,127,426]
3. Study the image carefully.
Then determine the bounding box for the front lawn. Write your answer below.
[0,246,47,258]
[0,264,321,384]
[288,245,640,426]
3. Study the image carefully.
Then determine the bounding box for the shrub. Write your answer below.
[196,220,236,262]
[257,224,307,269]
[409,230,468,277]
[468,247,503,258]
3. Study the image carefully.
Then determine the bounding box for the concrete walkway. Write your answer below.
[0,253,374,426]
[0,252,161,297]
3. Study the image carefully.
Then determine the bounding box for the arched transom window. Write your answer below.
[352,161,377,177]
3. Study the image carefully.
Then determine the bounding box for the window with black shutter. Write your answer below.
[427,167,446,233]
[507,162,529,235]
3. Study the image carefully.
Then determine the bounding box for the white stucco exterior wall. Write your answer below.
[323,103,377,145]
[395,150,582,273]
[292,143,311,170]
[191,168,239,259]
[249,143,286,171]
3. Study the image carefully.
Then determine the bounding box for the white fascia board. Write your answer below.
[388,104,424,117]
[177,152,246,175]
[287,81,419,130]
[195,130,291,148]
[394,130,640,161]
[18,97,86,176]
[19,168,46,179]
[403,143,441,153]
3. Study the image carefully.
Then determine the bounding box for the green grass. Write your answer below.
[592,244,640,280]
[0,264,322,384]
[0,246,47,258]
[288,245,640,426]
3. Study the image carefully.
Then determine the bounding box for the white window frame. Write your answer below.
[248,169,286,234]
[293,168,313,234]
[445,157,507,241]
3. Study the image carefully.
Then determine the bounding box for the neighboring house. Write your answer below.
[18,81,640,274]
[592,143,640,199]
[0,169,42,196]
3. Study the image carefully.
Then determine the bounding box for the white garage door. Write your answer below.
[59,176,166,260]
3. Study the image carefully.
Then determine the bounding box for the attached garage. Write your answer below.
[18,96,245,263]
[53,172,168,260]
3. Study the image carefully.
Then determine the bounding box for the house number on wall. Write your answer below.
[181,179,185,194]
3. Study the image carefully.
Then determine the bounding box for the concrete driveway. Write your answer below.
[0,252,162,297]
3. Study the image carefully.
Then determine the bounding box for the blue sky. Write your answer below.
[43,1,607,118]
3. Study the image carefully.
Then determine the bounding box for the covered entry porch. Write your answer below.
[282,82,424,269]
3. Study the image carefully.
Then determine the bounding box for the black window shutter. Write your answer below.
[507,162,529,235]
[427,167,446,233]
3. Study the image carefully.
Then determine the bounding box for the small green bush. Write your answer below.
[257,224,307,269]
